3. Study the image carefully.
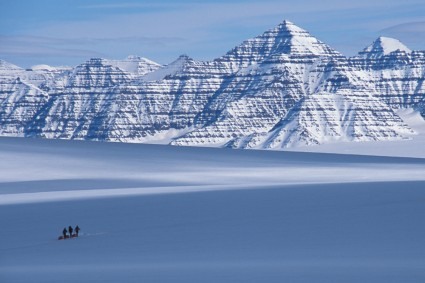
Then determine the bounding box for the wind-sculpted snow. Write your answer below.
[0,20,424,149]
[1,138,425,283]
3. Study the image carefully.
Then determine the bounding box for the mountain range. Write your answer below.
[0,20,424,149]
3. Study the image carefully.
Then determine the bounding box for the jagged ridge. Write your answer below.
[0,20,424,149]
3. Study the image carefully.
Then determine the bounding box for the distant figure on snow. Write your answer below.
[68,226,73,237]
[62,228,67,239]
[75,225,80,237]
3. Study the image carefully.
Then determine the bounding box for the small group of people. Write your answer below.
[61,225,80,239]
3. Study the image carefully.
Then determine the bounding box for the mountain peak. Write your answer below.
[273,20,303,33]
[176,54,192,61]
[169,54,193,66]
[219,20,341,67]
[105,56,160,76]
[0,59,23,71]
[126,55,142,61]
[358,37,411,59]
[140,54,193,81]
[124,55,160,66]
[84,58,107,66]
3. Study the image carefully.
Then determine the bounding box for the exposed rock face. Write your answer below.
[0,78,48,136]
[0,20,424,149]
[26,58,133,139]
[0,60,51,136]
[224,91,413,149]
[348,36,425,112]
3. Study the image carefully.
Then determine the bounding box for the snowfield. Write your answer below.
[0,137,425,283]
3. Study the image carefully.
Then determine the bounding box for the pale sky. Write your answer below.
[1,0,425,67]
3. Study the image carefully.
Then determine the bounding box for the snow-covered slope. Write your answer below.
[0,138,424,283]
[224,91,413,149]
[105,55,161,77]
[31,64,70,72]
[141,54,192,81]
[349,38,424,110]
[25,58,132,140]
[358,36,411,59]
[214,20,342,72]
[0,59,71,88]
[0,20,424,149]
[0,79,48,136]
[290,107,425,158]
[0,60,24,76]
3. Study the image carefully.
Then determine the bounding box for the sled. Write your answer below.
[58,234,78,240]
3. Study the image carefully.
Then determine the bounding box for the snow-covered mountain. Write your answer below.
[105,55,161,77]
[358,36,411,59]
[0,20,424,149]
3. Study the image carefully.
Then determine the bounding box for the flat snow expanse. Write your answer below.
[0,137,425,283]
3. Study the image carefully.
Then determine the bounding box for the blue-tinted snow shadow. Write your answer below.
[0,178,194,194]
[1,137,425,167]
[1,180,425,283]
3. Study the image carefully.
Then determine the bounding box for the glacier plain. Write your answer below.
[0,137,425,283]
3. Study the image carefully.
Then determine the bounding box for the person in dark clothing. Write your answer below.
[75,225,80,237]
[62,228,67,239]
[68,226,73,237]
